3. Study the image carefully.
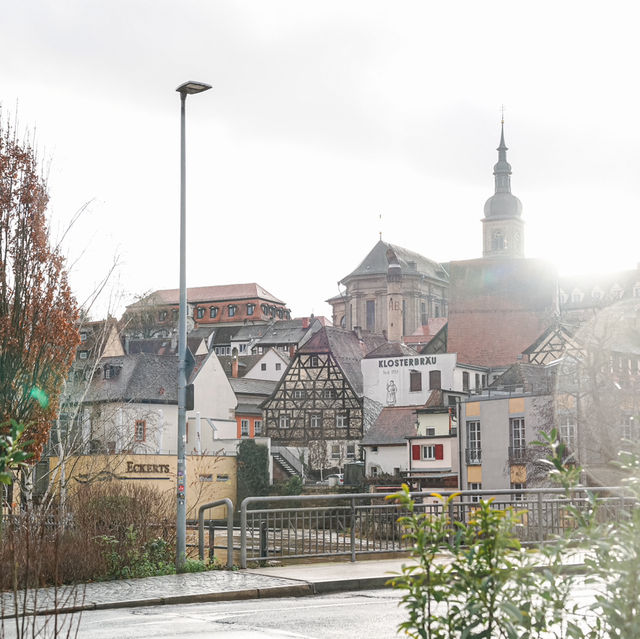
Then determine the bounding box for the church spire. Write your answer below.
[493,120,512,194]
[482,116,524,258]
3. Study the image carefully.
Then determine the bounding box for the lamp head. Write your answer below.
[176,81,212,95]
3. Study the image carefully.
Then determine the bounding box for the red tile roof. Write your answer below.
[129,283,286,308]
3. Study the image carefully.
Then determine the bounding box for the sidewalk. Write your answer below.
[0,558,410,618]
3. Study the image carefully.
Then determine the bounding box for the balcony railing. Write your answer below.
[465,447,482,465]
[509,446,528,462]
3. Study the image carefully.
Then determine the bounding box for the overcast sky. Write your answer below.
[3,1,639,320]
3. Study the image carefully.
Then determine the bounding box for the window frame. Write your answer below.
[134,419,146,443]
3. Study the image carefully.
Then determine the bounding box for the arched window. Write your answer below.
[492,230,505,251]
[210,306,218,318]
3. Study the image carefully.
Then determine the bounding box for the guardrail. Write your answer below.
[197,498,234,568]
[239,487,636,568]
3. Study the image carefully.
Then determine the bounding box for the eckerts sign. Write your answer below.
[378,356,437,368]
[126,461,170,474]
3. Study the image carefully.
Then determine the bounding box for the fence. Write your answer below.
[238,486,636,568]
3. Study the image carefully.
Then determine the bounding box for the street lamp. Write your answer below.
[176,80,211,572]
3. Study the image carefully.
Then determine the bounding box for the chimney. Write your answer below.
[302,317,309,329]
[232,357,239,378]
[289,344,296,359]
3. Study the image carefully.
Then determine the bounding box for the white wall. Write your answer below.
[363,444,407,476]
[244,349,288,381]
[362,353,459,406]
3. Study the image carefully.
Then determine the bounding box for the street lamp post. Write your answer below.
[176,80,211,572]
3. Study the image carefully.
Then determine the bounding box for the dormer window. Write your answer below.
[196,307,205,319]
[210,306,218,319]
[247,303,255,316]
[228,305,237,317]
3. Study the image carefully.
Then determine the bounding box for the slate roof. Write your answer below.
[361,406,418,445]
[488,363,554,394]
[229,378,278,396]
[128,283,286,307]
[254,319,310,345]
[84,354,178,403]
[209,326,242,346]
[364,342,419,359]
[298,327,388,396]
[218,354,263,378]
[340,240,448,285]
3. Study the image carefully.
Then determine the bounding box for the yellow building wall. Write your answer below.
[467,466,482,483]
[509,398,525,414]
[510,465,527,483]
[466,402,481,417]
[48,454,236,519]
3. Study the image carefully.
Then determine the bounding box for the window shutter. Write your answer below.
[435,444,444,460]
[412,445,420,461]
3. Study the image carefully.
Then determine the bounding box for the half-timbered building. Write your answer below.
[263,327,387,472]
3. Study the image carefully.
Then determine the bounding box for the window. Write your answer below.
[80,331,87,342]
[346,444,356,459]
[196,307,205,319]
[462,371,469,391]
[366,300,375,331]
[511,482,526,501]
[475,374,480,390]
[279,415,290,429]
[509,417,526,460]
[426,427,436,437]
[254,420,262,436]
[275,363,282,371]
[158,310,168,321]
[310,355,319,367]
[261,363,267,371]
[210,306,218,319]
[559,415,576,451]
[409,370,422,392]
[134,419,146,442]
[247,303,255,316]
[172,309,179,321]
[228,305,237,317]
[336,414,348,428]
[199,474,213,482]
[620,415,635,441]
[78,350,88,360]
[261,304,269,314]
[103,366,112,380]
[429,370,441,390]
[371,466,378,477]
[466,420,481,464]
[323,388,336,399]
[492,230,505,251]
[241,419,249,436]
[293,389,306,400]
[421,301,428,326]
[469,482,482,503]
[310,414,321,428]
[216,474,230,482]
[239,344,247,353]
[331,444,341,459]
[422,445,435,460]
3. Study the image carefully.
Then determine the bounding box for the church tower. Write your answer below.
[482,121,524,258]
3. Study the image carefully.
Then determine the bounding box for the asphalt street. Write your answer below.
[2,589,407,639]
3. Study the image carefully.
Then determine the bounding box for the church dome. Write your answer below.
[483,191,523,218]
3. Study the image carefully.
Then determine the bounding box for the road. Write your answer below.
[3,590,407,639]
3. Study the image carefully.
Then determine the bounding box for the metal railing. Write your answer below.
[239,487,637,568]
[197,498,234,568]
[465,447,482,465]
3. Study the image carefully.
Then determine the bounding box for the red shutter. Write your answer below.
[412,445,421,461]
[435,444,444,460]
